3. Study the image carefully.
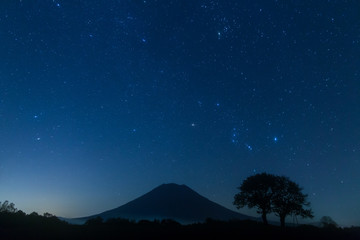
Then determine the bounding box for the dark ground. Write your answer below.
[0,212,359,240]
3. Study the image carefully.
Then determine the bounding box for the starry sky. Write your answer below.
[0,0,359,227]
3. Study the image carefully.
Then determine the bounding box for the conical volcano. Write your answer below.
[72,183,254,224]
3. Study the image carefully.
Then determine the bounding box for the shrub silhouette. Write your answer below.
[85,216,104,225]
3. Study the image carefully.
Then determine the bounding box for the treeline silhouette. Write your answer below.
[1,173,360,239]
[0,208,359,240]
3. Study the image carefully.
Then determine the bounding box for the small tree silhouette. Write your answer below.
[233,173,277,225]
[43,212,55,218]
[271,176,313,228]
[0,200,17,213]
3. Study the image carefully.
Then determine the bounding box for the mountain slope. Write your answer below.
[70,183,255,224]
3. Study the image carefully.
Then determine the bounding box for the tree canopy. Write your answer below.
[233,173,313,227]
[233,173,277,225]
[0,200,17,213]
[271,176,313,227]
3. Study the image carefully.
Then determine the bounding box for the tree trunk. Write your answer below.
[280,215,286,228]
[262,212,268,225]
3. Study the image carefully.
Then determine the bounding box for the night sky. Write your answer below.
[0,0,359,226]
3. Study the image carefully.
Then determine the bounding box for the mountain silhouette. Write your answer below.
[69,183,255,224]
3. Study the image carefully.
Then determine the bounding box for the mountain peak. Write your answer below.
[153,183,192,192]
[72,183,254,224]
[157,183,187,188]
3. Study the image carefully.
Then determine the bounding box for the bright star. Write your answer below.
[245,144,253,151]
[274,137,278,142]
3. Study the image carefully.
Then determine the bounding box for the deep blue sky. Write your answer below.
[0,0,359,226]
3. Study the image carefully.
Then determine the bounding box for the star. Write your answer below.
[230,128,239,144]
[245,144,253,151]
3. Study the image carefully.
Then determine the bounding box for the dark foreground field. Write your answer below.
[0,212,359,240]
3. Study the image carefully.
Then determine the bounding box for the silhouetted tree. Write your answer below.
[272,176,313,228]
[15,210,26,217]
[29,211,40,217]
[43,212,55,218]
[233,173,277,225]
[320,216,338,229]
[161,219,181,226]
[0,200,17,213]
